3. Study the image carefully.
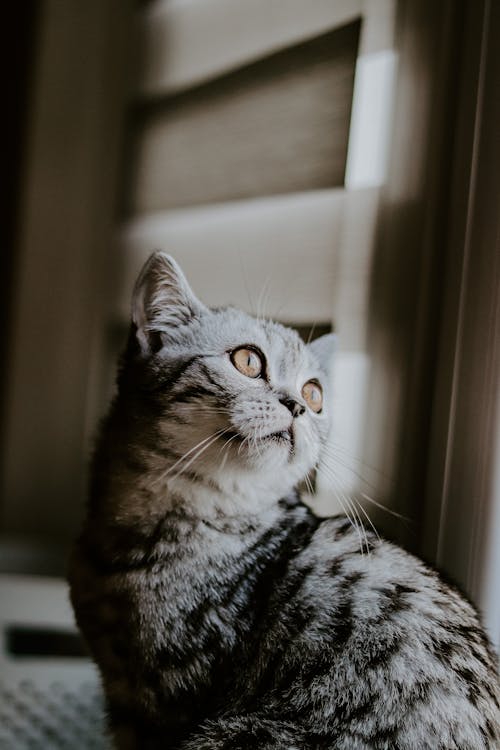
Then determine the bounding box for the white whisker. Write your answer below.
[256,276,272,321]
[171,428,233,481]
[360,493,412,523]
[321,446,383,496]
[162,428,229,480]
[327,440,392,483]
[317,461,366,556]
[351,495,380,545]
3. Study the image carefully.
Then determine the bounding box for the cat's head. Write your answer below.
[125,252,335,500]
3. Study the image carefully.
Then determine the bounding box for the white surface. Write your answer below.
[345,50,398,189]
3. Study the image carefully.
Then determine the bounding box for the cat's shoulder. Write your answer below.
[300,513,481,624]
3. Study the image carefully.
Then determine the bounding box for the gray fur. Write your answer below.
[69,253,500,749]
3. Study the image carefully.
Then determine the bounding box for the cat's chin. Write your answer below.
[217,428,315,483]
[223,428,294,462]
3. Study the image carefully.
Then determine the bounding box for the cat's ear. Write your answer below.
[308,333,337,375]
[132,252,207,353]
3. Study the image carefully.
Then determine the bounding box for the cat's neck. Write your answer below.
[166,473,282,520]
[84,437,314,576]
[92,433,294,536]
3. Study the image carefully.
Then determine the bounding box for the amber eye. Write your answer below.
[302,380,323,413]
[230,347,264,378]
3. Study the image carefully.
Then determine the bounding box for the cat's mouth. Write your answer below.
[268,429,292,444]
[224,428,294,450]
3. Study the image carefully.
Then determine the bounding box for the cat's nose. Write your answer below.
[279,396,306,418]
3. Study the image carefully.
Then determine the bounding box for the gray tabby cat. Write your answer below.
[69,253,500,750]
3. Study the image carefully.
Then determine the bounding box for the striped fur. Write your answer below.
[69,254,500,749]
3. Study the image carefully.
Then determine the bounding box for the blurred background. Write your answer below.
[0,0,499,744]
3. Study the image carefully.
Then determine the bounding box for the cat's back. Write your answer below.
[255,514,500,749]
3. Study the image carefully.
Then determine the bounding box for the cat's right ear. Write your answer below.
[131,252,207,354]
[308,332,337,376]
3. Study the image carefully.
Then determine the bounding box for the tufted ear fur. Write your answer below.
[308,333,337,375]
[132,252,207,354]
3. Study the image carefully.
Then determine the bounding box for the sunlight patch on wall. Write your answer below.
[345,50,397,189]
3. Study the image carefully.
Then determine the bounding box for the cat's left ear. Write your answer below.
[308,333,337,375]
[132,252,207,354]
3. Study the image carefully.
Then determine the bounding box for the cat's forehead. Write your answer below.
[206,307,305,364]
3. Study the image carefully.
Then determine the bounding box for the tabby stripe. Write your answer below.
[80,544,156,575]
[79,509,199,574]
[155,546,283,668]
[178,468,223,492]
[332,517,356,539]
[330,596,354,646]
[361,724,400,746]
[222,537,312,624]
[329,556,345,577]
[206,517,314,633]
[154,355,201,391]
[484,718,497,740]
[174,544,282,655]
[238,514,321,632]
[375,582,414,619]
[250,564,318,695]
[484,681,499,706]
[255,603,318,697]
[246,511,319,612]
[171,384,221,404]
[337,570,365,592]
[157,511,320,674]
[430,636,454,661]
[366,633,402,669]
[197,361,226,392]
[277,490,303,511]
[274,592,356,694]
[150,447,185,468]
